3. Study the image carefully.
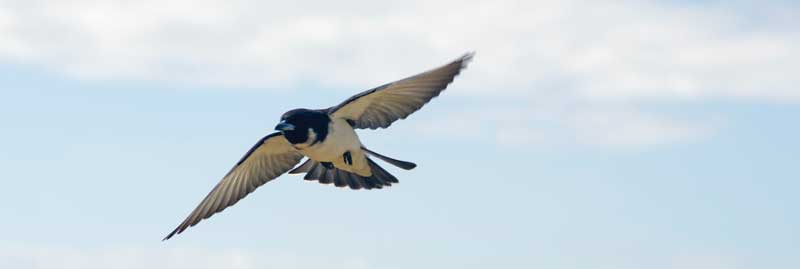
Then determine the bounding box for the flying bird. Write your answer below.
[164,52,474,240]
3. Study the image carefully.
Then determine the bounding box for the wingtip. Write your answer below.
[162,226,182,241]
[460,51,476,66]
[162,232,175,241]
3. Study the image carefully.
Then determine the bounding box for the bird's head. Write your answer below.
[275,109,330,144]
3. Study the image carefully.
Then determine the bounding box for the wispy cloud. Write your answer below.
[1,0,796,100]
[0,0,795,148]
[408,103,714,149]
[565,107,714,148]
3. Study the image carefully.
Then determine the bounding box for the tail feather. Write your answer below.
[362,147,416,170]
[301,157,396,190]
[288,159,314,174]
[326,169,342,187]
[312,163,332,184]
[366,158,398,183]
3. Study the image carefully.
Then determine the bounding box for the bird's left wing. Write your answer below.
[164,132,304,240]
[328,52,473,129]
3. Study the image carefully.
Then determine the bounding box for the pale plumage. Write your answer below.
[164,53,474,240]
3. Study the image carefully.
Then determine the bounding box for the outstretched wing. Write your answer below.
[328,52,474,129]
[164,133,304,240]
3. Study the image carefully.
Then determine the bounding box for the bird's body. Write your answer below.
[290,113,371,176]
[164,52,474,240]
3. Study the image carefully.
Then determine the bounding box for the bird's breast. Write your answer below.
[298,118,362,162]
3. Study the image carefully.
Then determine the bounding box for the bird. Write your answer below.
[163,52,474,240]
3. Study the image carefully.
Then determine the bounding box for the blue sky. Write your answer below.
[1,1,798,268]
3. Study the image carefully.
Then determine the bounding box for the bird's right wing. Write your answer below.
[328,53,474,129]
[164,132,304,240]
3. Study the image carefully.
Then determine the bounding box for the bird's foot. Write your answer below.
[343,151,353,166]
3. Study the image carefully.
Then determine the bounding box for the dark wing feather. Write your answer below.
[164,133,304,240]
[328,52,474,129]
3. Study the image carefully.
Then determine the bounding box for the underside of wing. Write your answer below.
[163,133,304,240]
[328,52,474,129]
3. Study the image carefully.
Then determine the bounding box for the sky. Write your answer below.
[0,0,798,268]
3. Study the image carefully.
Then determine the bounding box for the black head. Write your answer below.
[275,108,331,145]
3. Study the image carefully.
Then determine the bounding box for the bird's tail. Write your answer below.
[289,157,399,190]
[361,147,417,170]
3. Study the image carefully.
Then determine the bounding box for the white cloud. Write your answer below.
[408,103,714,149]
[565,108,714,148]
[0,0,795,148]
[0,0,797,99]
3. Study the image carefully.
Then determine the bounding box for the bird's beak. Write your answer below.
[274,121,295,131]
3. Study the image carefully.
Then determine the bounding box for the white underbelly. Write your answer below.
[299,118,361,161]
[296,118,371,176]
